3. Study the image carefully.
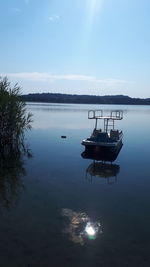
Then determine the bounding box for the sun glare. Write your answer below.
[85,224,96,236]
[88,0,103,22]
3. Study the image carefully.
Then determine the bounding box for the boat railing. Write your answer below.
[88,110,123,120]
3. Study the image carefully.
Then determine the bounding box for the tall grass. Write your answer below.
[0,77,32,155]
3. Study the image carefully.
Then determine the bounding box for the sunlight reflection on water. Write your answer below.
[62,208,102,245]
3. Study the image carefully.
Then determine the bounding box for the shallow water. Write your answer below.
[0,103,150,267]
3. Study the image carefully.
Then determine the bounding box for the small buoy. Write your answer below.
[61,136,67,139]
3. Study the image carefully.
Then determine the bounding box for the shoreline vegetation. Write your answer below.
[0,77,32,157]
[22,93,150,105]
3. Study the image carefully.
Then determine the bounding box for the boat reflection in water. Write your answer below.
[81,145,122,184]
[62,208,102,245]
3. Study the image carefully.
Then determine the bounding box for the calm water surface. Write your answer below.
[0,103,150,267]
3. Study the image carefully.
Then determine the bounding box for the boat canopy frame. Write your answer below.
[88,110,123,133]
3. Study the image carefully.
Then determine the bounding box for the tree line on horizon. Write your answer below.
[21,92,150,105]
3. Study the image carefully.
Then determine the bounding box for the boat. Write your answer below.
[82,110,123,154]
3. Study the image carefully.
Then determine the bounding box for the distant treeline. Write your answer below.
[21,93,150,105]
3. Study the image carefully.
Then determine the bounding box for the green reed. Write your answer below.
[0,77,33,155]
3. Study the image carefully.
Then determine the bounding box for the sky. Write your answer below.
[0,0,150,98]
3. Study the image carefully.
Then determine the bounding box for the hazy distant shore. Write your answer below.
[21,93,150,105]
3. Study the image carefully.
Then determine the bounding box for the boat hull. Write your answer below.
[82,140,123,160]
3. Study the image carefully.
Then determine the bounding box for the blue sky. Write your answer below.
[0,0,150,97]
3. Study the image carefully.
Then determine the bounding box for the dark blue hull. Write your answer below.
[82,142,123,162]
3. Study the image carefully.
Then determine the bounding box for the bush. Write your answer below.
[0,77,32,155]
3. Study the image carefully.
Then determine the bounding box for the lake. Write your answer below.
[0,103,150,267]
